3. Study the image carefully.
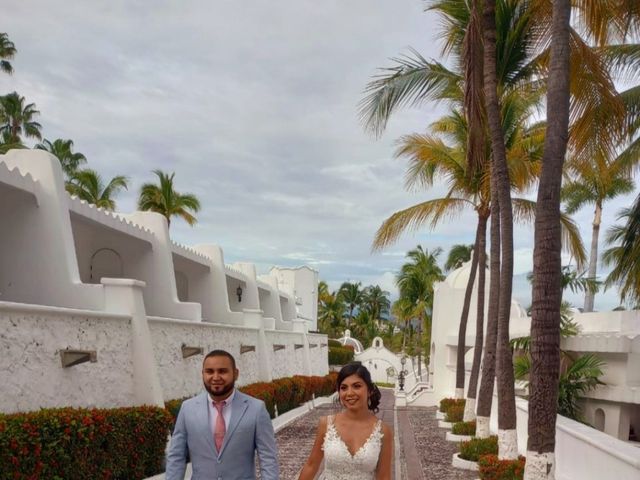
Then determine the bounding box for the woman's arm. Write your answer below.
[376,423,393,480]
[298,416,328,480]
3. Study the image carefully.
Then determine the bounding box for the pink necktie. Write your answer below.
[213,400,226,452]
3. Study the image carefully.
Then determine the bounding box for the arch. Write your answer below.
[594,408,605,431]
[175,270,188,302]
[373,337,383,349]
[90,248,123,283]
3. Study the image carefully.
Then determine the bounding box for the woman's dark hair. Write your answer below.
[335,362,382,413]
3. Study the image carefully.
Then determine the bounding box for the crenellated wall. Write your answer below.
[0,150,328,413]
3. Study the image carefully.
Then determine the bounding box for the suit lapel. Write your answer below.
[219,391,249,457]
[196,392,217,454]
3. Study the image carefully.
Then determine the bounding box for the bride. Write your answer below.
[298,362,393,480]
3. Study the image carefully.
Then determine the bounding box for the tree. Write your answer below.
[396,246,445,374]
[445,244,474,272]
[0,33,16,75]
[35,138,87,178]
[317,280,331,305]
[337,282,363,327]
[318,292,346,337]
[603,194,640,307]
[362,285,391,322]
[0,92,42,143]
[66,169,128,211]
[138,170,201,228]
[391,297,415,351]
[526,0,572,476]
[483,0,518,460]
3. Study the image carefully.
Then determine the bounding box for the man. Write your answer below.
[166,349,279,480]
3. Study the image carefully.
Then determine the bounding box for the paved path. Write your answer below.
[274,392,477,480]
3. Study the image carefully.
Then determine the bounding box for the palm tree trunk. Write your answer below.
[455,221,481,398]
[465,212,488,421]
[483,0,517,459]
[476,195,500,438]
[583,201,602,312]
[525,1,572,478]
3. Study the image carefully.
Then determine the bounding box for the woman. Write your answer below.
[298,363,393,480]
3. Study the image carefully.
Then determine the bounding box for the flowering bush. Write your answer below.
[0,406,172,479]
[445,404,465,423]
[459,435,498,462]
[451,420,476,436]
[478,454,525,479]
[439,397,465,413]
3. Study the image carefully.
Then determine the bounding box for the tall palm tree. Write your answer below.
[318,293,346,337]
[396,246,445,374]
[337,282,363,327]
[362,285,391,322]
[392,297,415,351]
[526,0,572,476]
[317,280,331,305]
[35,138,87,178]
[603,195,640,307]
[0,33,16,75]
[0,92,42,143]
[483,0,519,460]
[445,244,474,272]
[138,170,201,228]
[66,169,128,211]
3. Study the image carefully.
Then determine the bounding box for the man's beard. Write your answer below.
[205,381,235,398]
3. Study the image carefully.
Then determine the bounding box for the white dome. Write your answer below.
[444,260,475,289]
[335,329,364,354]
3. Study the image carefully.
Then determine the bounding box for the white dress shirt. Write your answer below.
[207,388,235,440]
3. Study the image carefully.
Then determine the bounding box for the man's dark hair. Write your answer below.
[204,349,236,370]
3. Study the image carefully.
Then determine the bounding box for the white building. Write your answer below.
[0,150,328,414]
[355,336,402,384]
[402,261,640,479]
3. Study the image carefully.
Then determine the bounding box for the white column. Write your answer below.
[102,278,164,407]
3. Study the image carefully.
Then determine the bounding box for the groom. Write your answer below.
[165,349,279,480]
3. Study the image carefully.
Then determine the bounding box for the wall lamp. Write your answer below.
[236,285,243,302]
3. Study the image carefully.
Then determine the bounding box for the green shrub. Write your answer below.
[459,435,498,462]
[439,397,465,413]
[445,404,464,423]
[328,346,354,365]
[478,454,525,480]
[452,420,476,436]
[328,339,342,348]
[0,406,172,480]
[375,382,395,388]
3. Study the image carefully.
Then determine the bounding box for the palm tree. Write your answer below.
[0,92,42,143]
[396,246,445,374]
[337,282,363,327]
[35,138,87,178]
[483,0,519,460]
[317,280,331,305]
[138,170,201,228]
[445,244,474,272]
[362,285,391,322]
[66,169,128,211]
[0,33,16,75]
[603,195,640,307]
[318,293,346,337]
[391,297,415,351]
[526,0,572,475]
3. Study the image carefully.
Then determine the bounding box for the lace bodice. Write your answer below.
[321,415,383,480]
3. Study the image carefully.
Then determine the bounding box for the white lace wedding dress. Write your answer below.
[321,415,383,480]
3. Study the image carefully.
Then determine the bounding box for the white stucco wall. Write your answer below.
[356,337,402,384]
[148,319,263,400]
[265,330,313,379]
[0,303,136,413]
[308,333,330,376]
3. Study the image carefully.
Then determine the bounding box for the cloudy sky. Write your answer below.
[4,1,636,310]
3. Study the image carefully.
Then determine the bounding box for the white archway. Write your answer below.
[594,408,605,431]
[90,248,123,283]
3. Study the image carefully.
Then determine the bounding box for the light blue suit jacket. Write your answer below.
[165,390,279,480]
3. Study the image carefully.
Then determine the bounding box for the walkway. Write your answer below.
[274,390,476,480]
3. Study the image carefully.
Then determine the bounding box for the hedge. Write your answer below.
[439,397,465,414]
[459,435,498,462]
[452,420,476,436]
[0,406,172,480]
[328,345,354,365]
[478,454,525,480]
[445,404,464,423]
